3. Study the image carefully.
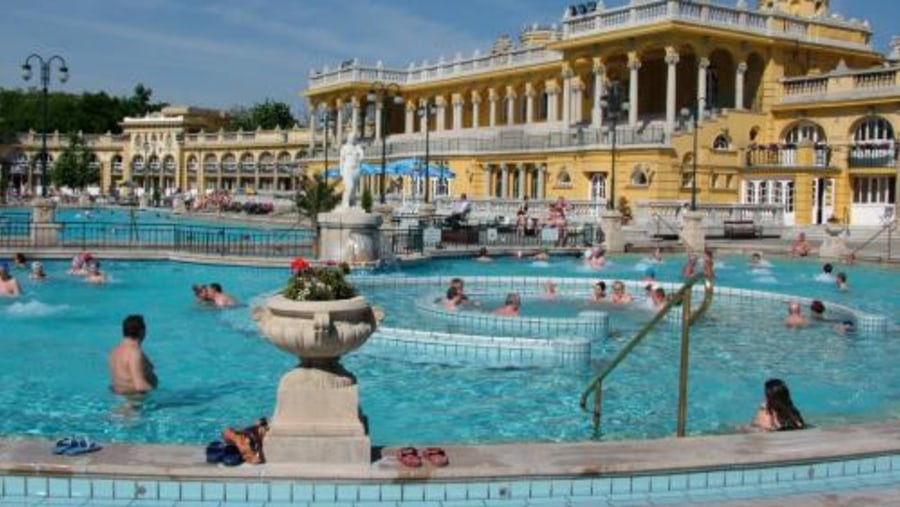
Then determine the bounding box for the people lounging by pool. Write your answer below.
[789,232,811,257]
[0,262,21,297]
[108,315,157,396]
[85,262,108,284]
[750,378,805,432]
[29,261,48,280]
[206,283,236,307]
[492,292,521,317]
[610,281,634,304]
[784,302,808,328]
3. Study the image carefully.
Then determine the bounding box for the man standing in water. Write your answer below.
[108,315,157,396]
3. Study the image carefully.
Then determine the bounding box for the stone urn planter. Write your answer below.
[252,293,377,466]
[819,222,851,259]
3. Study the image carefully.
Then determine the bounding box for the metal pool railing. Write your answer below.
[579,274,715,438]
[0,221,315,258]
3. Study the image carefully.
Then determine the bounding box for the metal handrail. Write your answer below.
[652,212,682,237]
[849,218,898,258]
[579,274,715,437]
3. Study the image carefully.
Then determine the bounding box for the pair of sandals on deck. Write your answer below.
[396,446,449,468]
[53,437,102,456]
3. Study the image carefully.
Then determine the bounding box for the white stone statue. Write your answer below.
[339,132,365,210]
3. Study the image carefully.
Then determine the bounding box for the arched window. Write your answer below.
[783,122,826,145]
[221,153,237,172]
[556,167,572,187]
[853,117,894,143]
[712,134,731,150]
[630,165,649,187]
[131,156,145,173]
[186,155,198,173]
[203,154,219,173]
[240,153,256,173]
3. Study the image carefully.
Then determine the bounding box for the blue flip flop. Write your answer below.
[63,437,102,456]
[53,437,76,455]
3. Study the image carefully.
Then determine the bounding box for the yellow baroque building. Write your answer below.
[304,0,898,226]
[8,106,310,196]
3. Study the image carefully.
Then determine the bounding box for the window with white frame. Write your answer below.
[853,176,896,204]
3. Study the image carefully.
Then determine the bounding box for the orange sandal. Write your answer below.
[396,447,422,468]
[423,447,449,467]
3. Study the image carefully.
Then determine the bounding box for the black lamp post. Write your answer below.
[367,82,402,204]
[600,81,629,211]
[417,100,437,203]
[319,109,334,182]
[21,53,68,198]
[680,100,703,211]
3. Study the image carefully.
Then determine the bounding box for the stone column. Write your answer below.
[680,210,706,253]
[471,92,482,129]
[525,83,536,124]
[374,100,383,140]
[735,62,747,111]
[452,94,464,130]
[500,164,509,198]
[435,96,447,132]
[592,61,606,128]
[600,210,625,254]
[419,99,428,133]
[546,79,560,123]
[572,78,585,125]
[537,165,546,199]
[484,165,492,198]
[562,68,574,127]
[698,57,710,122]
[335,100,345,146]
[665,48,680,136]
[628,56,641,127]
[404,101,415,134]
[488,89,499,127]
[517,164,526,199]
[351,98,361,139]
[506,86,517,126]
[309,108,318,151]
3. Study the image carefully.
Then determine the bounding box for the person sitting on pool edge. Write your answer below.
[108,314,158,396]
[750,378,805,432]
[789,232,811,257]
[492,292,521,317]
[206,283,236,307]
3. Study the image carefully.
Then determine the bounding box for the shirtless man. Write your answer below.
[206,283,236,307]
[108,315,158,396]
[784,302,808,328]
[0,263,21,297]
[85,262,107,284]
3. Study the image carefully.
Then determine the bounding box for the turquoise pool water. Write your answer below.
[0,254,898,447]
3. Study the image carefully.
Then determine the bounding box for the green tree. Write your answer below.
[229,99,296,131]
[293,173,341,227]
[360,186,373,213]
[52,133,97,189]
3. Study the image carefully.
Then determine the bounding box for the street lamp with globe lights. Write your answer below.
[599,81,629,211]
[417,100,438,203]
[679,99,704,211]
[366,82,403,204]
[21,53,69,198]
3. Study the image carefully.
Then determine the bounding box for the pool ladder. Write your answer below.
[579,274,715,438]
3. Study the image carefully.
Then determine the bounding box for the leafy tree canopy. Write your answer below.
[52,133,99,189]
[228,99,297,131]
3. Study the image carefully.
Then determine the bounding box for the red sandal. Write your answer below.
[423,447,449,467]
[396,446,422,468]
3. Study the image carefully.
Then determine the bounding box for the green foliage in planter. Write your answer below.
[283,264,356,301]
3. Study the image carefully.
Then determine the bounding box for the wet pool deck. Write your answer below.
[2,419,899,481]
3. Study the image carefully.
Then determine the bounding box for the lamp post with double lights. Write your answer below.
[679,100,704,211]
[599,81,629,211]
[417,100,437,203]
[367,82,403,204]
[21,53,69,197]
[319,109,335,183]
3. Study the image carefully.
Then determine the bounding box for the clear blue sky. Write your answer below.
[0,0,891,114]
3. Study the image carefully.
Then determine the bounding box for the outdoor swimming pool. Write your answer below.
[1,254,898,448]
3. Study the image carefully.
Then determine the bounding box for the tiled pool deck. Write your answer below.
[3,419,900,506]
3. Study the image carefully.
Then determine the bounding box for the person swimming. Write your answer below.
[29,261,47,280]
[474,247,492,262]
[784,301,807,328]
[85,261,108,284]
[492,292,521,317]
[609,281,634,304]
[836,272,848,291]
[591,281,607,302]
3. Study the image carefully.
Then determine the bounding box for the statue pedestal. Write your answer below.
[263,368,370,466]
[138,194,149,209]
[372,203,395,229]
[318,209,383,264]
[600,210,625,253]
[680,211,706,253]
[30,199,60,246]
[819,225,851,259]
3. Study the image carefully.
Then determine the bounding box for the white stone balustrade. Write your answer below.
[780,66,900,105]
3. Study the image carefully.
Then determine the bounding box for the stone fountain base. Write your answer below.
[263,367,370,465]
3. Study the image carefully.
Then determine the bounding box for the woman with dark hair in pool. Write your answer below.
[751,378,805,432]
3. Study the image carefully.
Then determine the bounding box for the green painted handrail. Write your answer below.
[579,274,715,437]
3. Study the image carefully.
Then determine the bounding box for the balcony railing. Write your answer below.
[849,144,898,168]
[781,67,900,105]
[745,144,831,168]
[307,126,667,161]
